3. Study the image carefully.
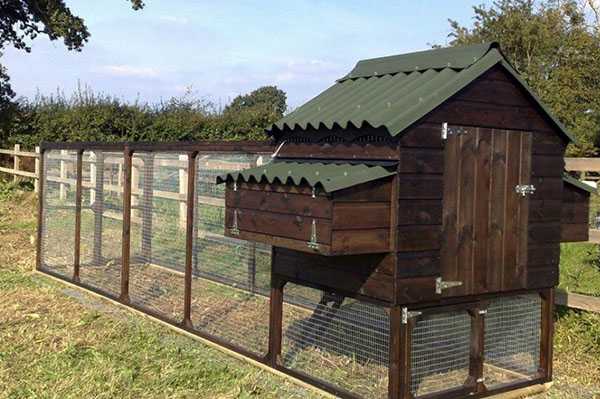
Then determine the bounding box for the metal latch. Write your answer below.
[441,122,468,140]
[230,209,240,236]
[515,184,535,197]
[401,307,422,324]
[436,277,463,294]
[307,219,319,250]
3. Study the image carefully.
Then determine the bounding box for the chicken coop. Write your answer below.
[37,42,593,399]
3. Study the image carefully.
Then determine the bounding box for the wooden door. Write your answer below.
[440,127,532,296]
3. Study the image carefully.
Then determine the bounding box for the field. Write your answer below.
[0,181,599,398]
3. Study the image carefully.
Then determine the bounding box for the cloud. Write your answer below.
[159,15,190,25]
[273,58,342,83]
[96,65,161,78]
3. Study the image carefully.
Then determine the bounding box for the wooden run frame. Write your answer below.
[36,141,554,399]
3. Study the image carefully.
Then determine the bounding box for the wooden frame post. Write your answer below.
[92,151,104,265]
[140,153,154,264]
[120,146,133,303]
[468,304,486,394]
[540,288,555,381]
[389,306,412,399]
[183,152,197,328]
[73,149,84,283]
[34,146,40,193]
[35,146,46,271]
[267,263,285,367]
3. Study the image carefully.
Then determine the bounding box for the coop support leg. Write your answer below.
[183,151,197,329]
[140,153,154,264]
[267,272,285,367]
[389,305,412,399]
[540,288,554,381]
[120,147,133,304]
[73,149,83,283]
[467,305,486,394]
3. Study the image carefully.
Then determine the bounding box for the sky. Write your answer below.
[2,0,494,110]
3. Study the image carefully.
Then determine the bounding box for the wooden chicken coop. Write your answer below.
[217,42,593,398]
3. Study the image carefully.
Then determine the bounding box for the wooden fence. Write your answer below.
[0,144,41,192]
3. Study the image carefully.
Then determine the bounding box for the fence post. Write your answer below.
[92,151,104,265]
[34,146,40,193]
[13,144,21,183]
[179,154,188,230]
[540,288,555,381]
[73,150,83,282]
[35,147,45,271]
[267,265,285,367]
[59,149,67,200]
[183,152,197,328]
[141,153,154,264]
[120,146,133,304]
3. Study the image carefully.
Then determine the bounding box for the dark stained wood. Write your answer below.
[388,306,412,399]
[35,148,46,270]
[502,132,521,290]
[397,200,443,225]
[267,265,285,367]
[332,202,390,229]
[397,225,441,251]
[529,222,562,244]
[183,152,197,328]
[488,131,507,292]
[227,188,332,218]
[396,276,439,303]
[561,179,591,242]
[333,178,392,202]
[440,129,460,293]
[514,132,532,289]
[529,200,562,223]
[232,230,332,255]
[473,129,492,293]
[540,289,555,381]
[532,155,564,177]
[530,177,563,201]
[73,149,83,282]
[396,251,440,278]
[399,123,444,149]
[560,224,589,242]
[332,228,390,254]
[468,306,486,395]
[398,174,444,199]
[399,148,444,174]
[457,131,476,295]
[528,243,560,267]
[527,267,559,288]
[120,147,132,303]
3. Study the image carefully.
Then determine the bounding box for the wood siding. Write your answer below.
[561,181,591,242]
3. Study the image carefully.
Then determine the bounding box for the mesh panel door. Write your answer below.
[484,293,542,388]
[40,150,78,278]
[128,152,185,322]
[190,152,271,356]
[410,310,471,397]
[281,284,390,399]
[78,151,123,297]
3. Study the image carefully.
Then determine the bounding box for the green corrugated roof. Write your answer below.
[216,161,395,193]
[563,173,596,193]
[269,42,575,143]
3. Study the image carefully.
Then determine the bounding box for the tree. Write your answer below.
[447,0,600,156]
[224,85,287,117]
[0,0,144,109]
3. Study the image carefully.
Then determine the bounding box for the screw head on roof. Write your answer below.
[344,172,348,176]
[357,104,361,109]
[315,171,320,176]
[288,170,292,175]
[447,62,451,67]
[415,65,419,70]
[387,102,391,108]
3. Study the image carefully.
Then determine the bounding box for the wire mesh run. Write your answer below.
[40,150,78,278]
[190,152,271,356]
[484,293,542,388]
[281,283,390,399]
[78,150,123,297]
[410,310,471,397]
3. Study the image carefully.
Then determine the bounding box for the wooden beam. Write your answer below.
[565,157,600,172]
[183,152,197,328]
[120,147,133,303]
[35,148,46,271]
[267,265,285,367]
[73,150,83,283]
[540,289,554,381]
[388,306,411,399]
[555,289,600,313]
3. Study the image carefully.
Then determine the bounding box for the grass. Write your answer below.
[1,180,600,398]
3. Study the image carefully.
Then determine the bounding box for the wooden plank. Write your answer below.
[560,224,589,242]
[334,178,392,202]
[267,271,284,367]
[532,155,563,177]
[540,289,555,381]
[399,124,444,149]
[332,202,390,229]
[529,200,562,223]
[225,208,331,244]
[35,149,46,270]
[503,131,522,290]
[488,130,507,292]
[331,228,390,254]
[227,188,332,218]
[0,166,37,178]
[120,147,133,303]
[473,128,492,293]
[228,230,332,256]
[555,289,600,313]
[397,200,442,225]
[398,148,444,174]
[528,243,560,267]
[73,150,83,282]
[588,229,600,243]
[396,251,440,278]
[457,131,476,295]
[398,225,441,252]
[183,152,197,328]
[565,157,600,172]
[398,174,443,199]
[388,307,412,399]
[441,131,460,292]
[529,222,562,244]
[516,132,532,288]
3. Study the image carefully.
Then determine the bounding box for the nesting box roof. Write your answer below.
[216,161,395,193]
[268,42,574,143]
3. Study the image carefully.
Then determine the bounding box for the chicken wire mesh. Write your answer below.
[78,151,124,297]
[190,152,271,355]
[40,150,78,278]
[483,293,542,388]
[281,283,390,399]
[410,309,471,397]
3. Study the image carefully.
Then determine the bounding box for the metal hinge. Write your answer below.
[401,307,422,324]
[307,219,319,250]
[435,277,463,294]
[441,122,468,140]
[230,209,240,236]
[515,184,535,197]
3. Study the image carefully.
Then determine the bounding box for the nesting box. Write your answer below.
[217,42,593,398]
